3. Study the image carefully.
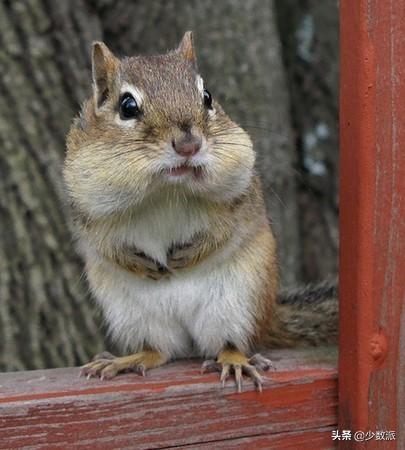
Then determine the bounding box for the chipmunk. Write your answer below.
[64,32,338,392]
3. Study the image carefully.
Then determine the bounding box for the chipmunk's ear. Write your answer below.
[91,41,119,108]
[176,31,197,68]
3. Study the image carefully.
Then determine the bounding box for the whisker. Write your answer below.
[211,122,291,141]
[102,147,153,161]
[214,141,252,149]
[210,149,253,170]
[212,133,248,139]
[210,127,244,136]
[240,124,291,141]
[266,186,287,209]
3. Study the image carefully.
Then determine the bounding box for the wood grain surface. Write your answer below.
[0,348,337,449]
[340,1,405,448]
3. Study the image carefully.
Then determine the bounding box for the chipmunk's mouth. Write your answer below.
[167,164,204,179]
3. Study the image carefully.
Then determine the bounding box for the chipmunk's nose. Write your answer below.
[172,133,202,157]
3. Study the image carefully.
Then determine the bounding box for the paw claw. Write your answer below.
[234,365,243,392]
[93,351,115,361]
[201,359,221,374]
[100,365,118,380]
[135,364,146,377]
[203,352,273,393]
[249,354,276,372]
[220,363,230,384]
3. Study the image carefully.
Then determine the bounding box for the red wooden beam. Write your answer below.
[340,0,405,448]
[0,349,337,449]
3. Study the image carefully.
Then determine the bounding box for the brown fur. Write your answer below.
[64,33,337,375]
[217,348,250,366]
[267,280,338,347]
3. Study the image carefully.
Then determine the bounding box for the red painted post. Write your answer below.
[340,1,405,448]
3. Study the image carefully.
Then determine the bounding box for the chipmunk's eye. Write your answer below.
[203,88,213,110]
[119,93,139,119]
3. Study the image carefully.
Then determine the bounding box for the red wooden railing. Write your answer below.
[0,349,337,448]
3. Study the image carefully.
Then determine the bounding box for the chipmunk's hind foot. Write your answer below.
[202,350,275,393]
[80,349,167,380]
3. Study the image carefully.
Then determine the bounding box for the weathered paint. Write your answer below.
[340,1,405,448]
[0,349,338,449]
[178,428,336,449]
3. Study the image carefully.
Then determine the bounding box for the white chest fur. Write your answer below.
[95,195,211,265]
[87,254,256,359]
[82,197,257,359]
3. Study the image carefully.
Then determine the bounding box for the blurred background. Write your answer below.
[0,0,338,371]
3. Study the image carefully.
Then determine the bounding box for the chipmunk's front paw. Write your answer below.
[80,350,167,380]
[202,350,275,393]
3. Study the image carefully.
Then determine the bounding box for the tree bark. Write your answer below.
[0,0,105,370]
[274,0,339,282]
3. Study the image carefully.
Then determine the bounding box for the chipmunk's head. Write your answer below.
[65,32,254,217]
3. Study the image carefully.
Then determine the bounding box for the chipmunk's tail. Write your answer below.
[267,280,338,347]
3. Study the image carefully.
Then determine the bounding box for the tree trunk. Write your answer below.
[0,0,106,370]
[274,0,339,282]
[0,0,336,370]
